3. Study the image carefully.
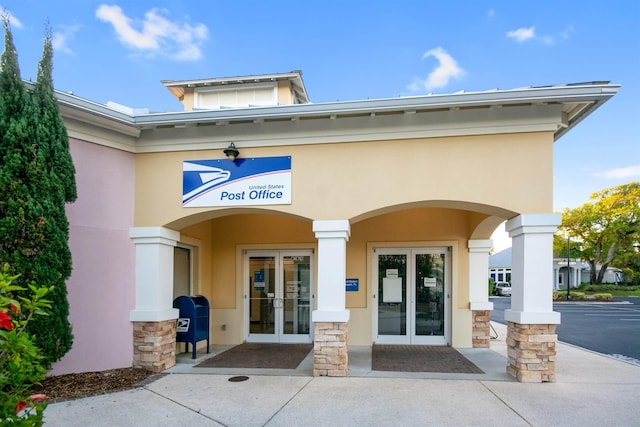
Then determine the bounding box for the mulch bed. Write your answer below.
[31,367,160,402]
[195,343,313,369]
[372,345,483,373]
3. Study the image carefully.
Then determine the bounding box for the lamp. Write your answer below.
[223,142,239,161]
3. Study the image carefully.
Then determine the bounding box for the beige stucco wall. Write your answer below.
[134,131,554,229]
[277,80,293,104]
[178,207,485,346]
[134,130,554,347]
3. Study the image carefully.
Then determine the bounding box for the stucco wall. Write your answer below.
[179,208,484,346]
[51,139,136,375]
[134,131,554,229]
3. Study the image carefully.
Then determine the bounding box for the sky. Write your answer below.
[2,1,639,250]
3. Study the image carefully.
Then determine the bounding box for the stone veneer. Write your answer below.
[472,310,491,348]
[506,322,557,383]
[132,319,177,372]
[313,322,348,377]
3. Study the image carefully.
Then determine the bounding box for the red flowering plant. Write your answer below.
[0,264,52,426]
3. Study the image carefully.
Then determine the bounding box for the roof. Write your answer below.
[161,70,309,104]
[490,247,512,268]
[52,80,620,144]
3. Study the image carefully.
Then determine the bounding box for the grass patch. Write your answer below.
[578,284,640,297]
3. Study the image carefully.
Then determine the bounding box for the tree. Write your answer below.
[0,18,76,365]
[558,182,640,284]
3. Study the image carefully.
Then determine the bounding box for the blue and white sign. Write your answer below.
[182,156,291,207]
[346,278,359,292]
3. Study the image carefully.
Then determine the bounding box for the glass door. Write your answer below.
[374,248,449,345]
[245,251,313,343]
[412,251,447,344]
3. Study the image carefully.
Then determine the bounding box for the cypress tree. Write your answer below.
[25,25,76,365]
[0,18,76,365]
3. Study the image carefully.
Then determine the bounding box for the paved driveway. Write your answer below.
[490,297,640,364]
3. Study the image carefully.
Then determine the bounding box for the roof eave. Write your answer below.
[133,83,621,129]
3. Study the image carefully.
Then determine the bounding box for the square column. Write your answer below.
[505,215,561,324]
[505,214,561,382]
[468,240,494,348]
[129,227,180,372]
[312,220,350,377]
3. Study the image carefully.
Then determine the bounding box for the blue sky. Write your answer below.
[3,1,639,220]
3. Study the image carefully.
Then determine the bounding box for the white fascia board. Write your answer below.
[134,103,562,153]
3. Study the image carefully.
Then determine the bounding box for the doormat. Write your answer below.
[372,345,483,373]
[195,343,313,369]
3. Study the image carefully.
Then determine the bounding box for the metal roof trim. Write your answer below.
[131,82,620,126]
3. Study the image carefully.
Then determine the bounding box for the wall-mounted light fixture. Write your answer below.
[223,142,240,161]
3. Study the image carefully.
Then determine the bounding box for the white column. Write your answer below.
[312,220,350,323]
[468,239,494,311]
[505,214,561,324]
[129,227,180,322]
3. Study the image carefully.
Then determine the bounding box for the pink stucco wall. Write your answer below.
[50,139,136,375]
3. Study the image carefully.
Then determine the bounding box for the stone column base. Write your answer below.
[132,319,177,372]
[506,322,557,383]
[472,310,491,348]
[313,322,348,377]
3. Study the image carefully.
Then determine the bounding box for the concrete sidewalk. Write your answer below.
[43,323,640,426]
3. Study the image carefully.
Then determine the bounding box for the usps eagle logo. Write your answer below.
[182,162,231,205]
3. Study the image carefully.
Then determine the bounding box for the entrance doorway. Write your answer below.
[244,250,313,343]
[373,247,450,345]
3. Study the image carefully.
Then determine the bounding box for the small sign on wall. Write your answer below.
[346,278,359,292]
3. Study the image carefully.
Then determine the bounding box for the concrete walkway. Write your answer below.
[43,323,640,426]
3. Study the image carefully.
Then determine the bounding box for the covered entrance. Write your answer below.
[373,247,450,345]
[244,250,313,343]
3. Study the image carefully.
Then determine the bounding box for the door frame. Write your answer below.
[243,249,314,343]
[371,244,452,345]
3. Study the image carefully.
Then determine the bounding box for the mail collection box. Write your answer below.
[173,295,210,359]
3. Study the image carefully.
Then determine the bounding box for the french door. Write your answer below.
[373,247,450,345]
[244,250,313,343]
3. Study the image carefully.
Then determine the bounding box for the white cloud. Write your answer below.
[561,25,574,40]
[541,35,555,45]
[407,47,464,92]
[1,9,23,28]
[507,25,573,45]
[593,165,640,179]
[506,26,535,42]
[53,25,81,55]
[95,4,208,61]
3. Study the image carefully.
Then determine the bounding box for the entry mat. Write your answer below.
[195,343,313,369]
[372,345,484,374]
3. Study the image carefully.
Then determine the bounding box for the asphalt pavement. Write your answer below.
[490,296,640,363]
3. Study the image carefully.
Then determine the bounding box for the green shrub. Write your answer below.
[592,293,613,300]
[0,265,53,426]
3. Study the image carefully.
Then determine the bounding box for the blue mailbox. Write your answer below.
[173,295,210,359]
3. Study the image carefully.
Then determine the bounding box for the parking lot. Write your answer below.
[490,297,640,364]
